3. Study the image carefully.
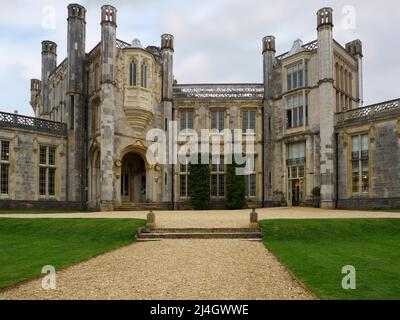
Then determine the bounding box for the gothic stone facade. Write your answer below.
[0,5,399,211]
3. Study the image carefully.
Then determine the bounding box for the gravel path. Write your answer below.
[0,239,314,300]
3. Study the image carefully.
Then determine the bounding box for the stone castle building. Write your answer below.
[0,5,399,211]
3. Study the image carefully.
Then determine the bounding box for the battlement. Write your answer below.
[262,36,276,54]
[161,34,174,51]
[42,41,57,55]
[101,5,117,26]
[317,7,333,29]
[68,4,86,20]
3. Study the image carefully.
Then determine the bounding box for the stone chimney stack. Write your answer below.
[317,7,336,209]
[262,36,275,100]
[160,34,175,203]
[346,39,363,106]
[161,34,174,101]
[262,35,276,206]
[66,3,87,203]
[99,5,117,211]
[41,41,57,114]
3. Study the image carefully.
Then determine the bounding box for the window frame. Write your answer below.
[210,156,225,198]
[38,145,57,198]
[287,62,306,91]
[350,133,370,195]
[210,110,225,131]
[179,162,190,199]
[179,110,194,131]
[242,110,256,134]
[0,140,10,195]
[286,93,306,129]
[129,62,137,87]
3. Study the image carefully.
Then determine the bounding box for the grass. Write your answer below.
[259,219,400,300]
[0,210,84,214]
[0,218,146,290]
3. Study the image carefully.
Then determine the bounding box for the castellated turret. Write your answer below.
[41,41,57,114]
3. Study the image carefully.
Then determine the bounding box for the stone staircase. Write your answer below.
[115,202,172,211]
[138,227,262,240]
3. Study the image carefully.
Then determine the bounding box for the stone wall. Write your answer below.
[337,117,400,209]
[0,127,68,203]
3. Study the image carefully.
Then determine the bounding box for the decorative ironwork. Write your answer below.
[0,112,67,136]
[173,84,264,100]
[336,99,400,125]
[286,157,306,165]
[116,39,131,49]
[276,40,318,61]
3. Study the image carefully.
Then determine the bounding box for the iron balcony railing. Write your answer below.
[0,111,67,136]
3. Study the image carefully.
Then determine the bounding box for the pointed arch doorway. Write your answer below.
[120,153,146,203]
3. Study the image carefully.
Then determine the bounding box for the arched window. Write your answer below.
[141,63,148,88]
[129,62,137,86]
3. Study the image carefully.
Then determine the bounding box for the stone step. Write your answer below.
[115,203,170,211]
[142,228,261,234]
[139,231,262,240]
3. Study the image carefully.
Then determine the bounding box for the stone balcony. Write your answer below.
[0,111,67,136]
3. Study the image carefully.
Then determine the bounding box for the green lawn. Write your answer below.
[0,210,83,214]
[0,218,146,290]
[259,219,400,300]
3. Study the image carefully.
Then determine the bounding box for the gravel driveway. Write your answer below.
[0,239,314,300]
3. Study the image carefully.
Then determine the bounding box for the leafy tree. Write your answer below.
[189,157,210,210]
[225,160,246,209]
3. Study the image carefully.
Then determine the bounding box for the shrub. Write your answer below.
[189,158,210,210]
[225,161,246,209]
[312,186,321,197]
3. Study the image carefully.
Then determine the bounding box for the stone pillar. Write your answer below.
[66,4,87,203]
[99,5,117,211]
[317,8,336,208]
[262,36,275,206]
[161,34,174,204]
[41,41,57,114]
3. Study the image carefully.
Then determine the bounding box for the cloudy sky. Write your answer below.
[0,0,399,116]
